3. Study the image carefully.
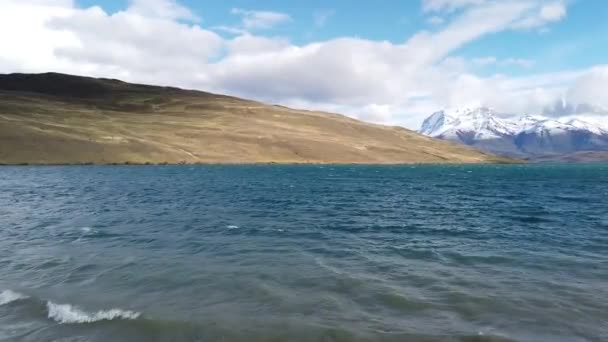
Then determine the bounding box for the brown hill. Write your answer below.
[0,73,515,165]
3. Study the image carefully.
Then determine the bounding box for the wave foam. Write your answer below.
[47,302,140,324]
[0,290,29,306]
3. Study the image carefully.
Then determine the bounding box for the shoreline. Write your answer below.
[0,160,524,166]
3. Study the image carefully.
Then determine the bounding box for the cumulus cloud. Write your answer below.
[430,72,563,115]
[566,66,608,110]
[0,1,78,73]
[0,0,600,129]
[225,34,291,56]
[540,1,567,21]
[47,6,222,85]
[127,0,200,22]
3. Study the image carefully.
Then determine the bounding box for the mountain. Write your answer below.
[531,151,608,163]
[419,107,608,160]
[0,72,514,165]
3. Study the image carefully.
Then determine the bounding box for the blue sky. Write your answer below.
[457,1,608,74]
[78,0,427,43]
[74,0,608,74]
[1,0,607,128]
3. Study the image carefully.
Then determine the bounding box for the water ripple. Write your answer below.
[0,164,606,341]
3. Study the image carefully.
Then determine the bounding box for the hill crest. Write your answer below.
[0,72,516,165]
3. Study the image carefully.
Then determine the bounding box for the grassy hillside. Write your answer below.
[0,73,516,165]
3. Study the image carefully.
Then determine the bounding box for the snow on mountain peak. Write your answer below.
[419,110,453,136]
[419,107,607,139]
[418,106,608,158]
[419,107,516,139]
[564,118,607,135]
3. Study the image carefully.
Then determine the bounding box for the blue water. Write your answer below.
[0,165,607,341]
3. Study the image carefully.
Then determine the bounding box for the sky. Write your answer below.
[1,0,607,129]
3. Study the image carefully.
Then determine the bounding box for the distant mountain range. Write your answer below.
[419,107,608,161]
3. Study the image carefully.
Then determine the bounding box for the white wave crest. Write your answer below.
[0,290,29,306]
[47,302,140,324]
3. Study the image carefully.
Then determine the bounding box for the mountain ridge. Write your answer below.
[0,72,515,165]
[419,107,608,160]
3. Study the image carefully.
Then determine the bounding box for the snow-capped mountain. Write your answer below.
[420,107,518,139]
[419,107,608,158]
[565,118,607,135]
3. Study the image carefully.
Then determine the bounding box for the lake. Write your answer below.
[0,164,606,341]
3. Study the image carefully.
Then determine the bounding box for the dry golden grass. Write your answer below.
[0,73,516,165]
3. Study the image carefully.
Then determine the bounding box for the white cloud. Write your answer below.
[566,66,608,110]
[503,58,536,68]
[48,6,222,76]
[0,1,78,73]
[0,0,221,86]
[356,104,396,123]
[429,72,561,115]
[231,8,291,30]
[424,0,569,31]
[472,56,535,68]
[422,0,487,13]
[427,16,445,25]
[408,1,539,66]
[127,0,200,22]
[540,1,567,21]
[213,25,248,35]
[0,0,74,6]
[226,34,291,56]
[510,1,567,29]
[0,0,600,131]
[472,56,498,66]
